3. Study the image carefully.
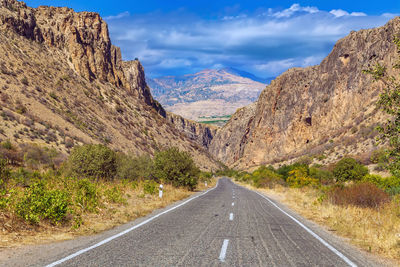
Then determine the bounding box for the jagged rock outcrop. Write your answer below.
[166,112,217,148]
[209,103,256,165]
[123,60,166,117]
[0,0,127,87]
[210,17,400,169]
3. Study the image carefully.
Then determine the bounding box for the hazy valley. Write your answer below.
[148,68,269,123]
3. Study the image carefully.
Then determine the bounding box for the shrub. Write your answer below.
[362,174,400,195]
[276,163,308,181]
[327,182,390,208]
[16,182,70,224]
[286,166,319,188]
[333,157,369,182]
[143,180,158,195]
[0,157,10,189]
[153,147,199,190]
[23,144,59,169]
[251,166,284,188]
[21,77,29,86]
[75,179,99,212]
[104,186,126,204]
[116,154,153,180]
[1,140,13,150]
[65,144,117,180]
[309,167,334,183]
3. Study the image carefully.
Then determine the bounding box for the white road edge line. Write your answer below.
[46,180,220,267]
[252,190,357,267]
[219,239,229,262]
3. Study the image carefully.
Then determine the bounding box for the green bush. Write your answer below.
[65,144,117,180]
[0,157,10,189]
[75,179,99,212]
[286,166,320,188]
[199,171,213,182]
[1,140,13,150]
[23,144,59,169]
[104,186,126,204]
[143,180,158,195]
[12,167,41,187]
[333,157,369,182]
[116,154,153,180]
[153,147,199,190]
[251,165,284,188]
[309,167,334,183]
[16,182,70,224]
[362,174,400,195]
[276,163,308,181]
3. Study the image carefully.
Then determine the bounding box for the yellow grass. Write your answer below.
[236,181,400,263]
[0,178,216,248]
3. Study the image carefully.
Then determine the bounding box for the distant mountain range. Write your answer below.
[147,68,272,121]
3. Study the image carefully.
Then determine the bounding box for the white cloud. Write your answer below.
[104,11,130,20]
[330,9,367,17]
[272,3,319,18]
[106,4,395,77]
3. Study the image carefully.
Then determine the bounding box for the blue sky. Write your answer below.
[25,1,400,78]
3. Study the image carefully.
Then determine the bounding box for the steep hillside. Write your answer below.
[148,68,267,121]
[210,17,400,169]
[0,0,219,170]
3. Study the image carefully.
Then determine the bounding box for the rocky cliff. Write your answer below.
[209,17,400,169]
[0,0,219,170]
[0,0,128,88]
[166,112,217,148]
[123,60,166,117]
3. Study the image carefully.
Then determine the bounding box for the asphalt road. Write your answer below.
[2,178,385,266]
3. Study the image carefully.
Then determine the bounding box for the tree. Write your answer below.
[364,37,400,177]
[153,147,199,190]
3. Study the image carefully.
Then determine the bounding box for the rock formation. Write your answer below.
[166,112,217,148]
[0,0,127,88]
[123,60,166,117]
[209,17,400,169]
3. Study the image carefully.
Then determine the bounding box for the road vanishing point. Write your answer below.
[2,178,384,266]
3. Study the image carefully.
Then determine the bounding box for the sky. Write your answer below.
[25,1,400,78]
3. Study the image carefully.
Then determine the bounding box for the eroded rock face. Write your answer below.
[166,112,217,148]
[210,17,400,169]
[123,60,166,117]
[0,0,127,88]
[209,103,256,166]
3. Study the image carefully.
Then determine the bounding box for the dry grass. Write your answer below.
[236,181,400,263]
[0,179,216,248]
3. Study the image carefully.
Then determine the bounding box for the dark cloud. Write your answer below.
[106,4,397,78]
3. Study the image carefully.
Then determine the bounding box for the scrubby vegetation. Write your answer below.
[218,155,400,209]
[0,141,210,230]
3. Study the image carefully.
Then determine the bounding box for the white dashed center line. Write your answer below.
[219,239,229,262]
[229,213,234,221]
[232,202,234,206]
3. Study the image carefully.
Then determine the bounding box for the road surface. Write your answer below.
[1,178,385,266]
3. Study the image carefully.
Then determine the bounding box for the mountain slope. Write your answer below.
[148,68,267,121]
[209,17,400,169]
[0,0,219,170]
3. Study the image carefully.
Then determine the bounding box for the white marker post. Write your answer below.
[205,181,208,187]
[159,184,163,198]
